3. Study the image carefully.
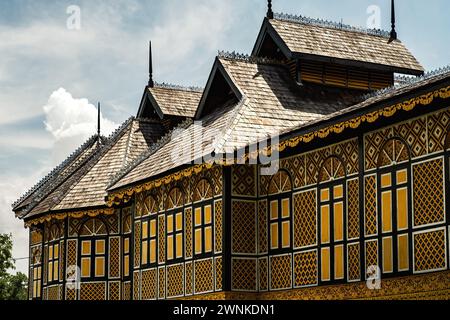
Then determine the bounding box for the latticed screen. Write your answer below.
[141,218,157,266]
[194,205,213,256]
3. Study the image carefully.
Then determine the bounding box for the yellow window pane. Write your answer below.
[33,282,37,298]
[37,282,41,298]
[397,188,408,230]
[124,256,129,277]
[333,185,343,199]
[281,198,290,218]
[270,201,278,220]
[142,241,148,265]
[381,191,392,233]
[95,257,105,277]
[398,234,409,271]
[334,202,344,241]
[96,240,105,255]
[176,213,183,231]
[270,223,279,249]
[321,188,329,202]
[167,215,174,233]
[205,205,212,225]
[195,229,202,254]
[167,235,174,260]
[176,234,183,258]
[124,238,130,253]
[334,245,344,280]
[81,241,91,255]
[195,208,202,226]
[383,237,393,273]
[321,247,330,281]
[321,205,330,244]
[205,227,212,253]
[381,173,392,188]
[33,268,38,279]
[38,266,41,279]
[48,262,53,282]
[150,240,156,263]
[48,246,53,261]
[54,244,59,259]
[396,169,408,185]
[53,261,59,281]
[282,221,290,248]
[150,220,157,238]
[142,221,148,239]
[81,258,90,278]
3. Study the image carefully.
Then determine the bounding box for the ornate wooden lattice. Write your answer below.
[30,230,43,245]
[365,128,394,171]
[79,218,107,236]
[143,195,158,216]
[141,269,157,300]
[214,200,223,253]
[46,285,60,300]
[294,250,318,287]
[185,208,192,259]
[232,201,256,254]
[258,200,268,254]
[364,175,377,236]
[133,271,140,300]
[414,229,447,273]
[281,154,306,189]
[332,139,359,175]
[122,282,131,300]
[427,110,450,153]
[347,179,360,240]
[268,170,292,195]
[109,237,120,278]
[193,178,213,202]
[108,282,120,301]
[158,268,165,299]
[365,240,379,277]
[348,243,361,281]
[134,221,141,268]
[232,165,256,197]
[293,190,316,248]
[80,282,106,300]
[270,255,292,290]
[319,156,346,183]
[185,262,193,296]
[167,264,184,298]
[394,118,427,158]
[413,158,445,227]
[122,208,132,234]
[259,258,268,291]
[158,215,165,264]
[378,138,410,167]
[232,259,257,291]
[215,257,223,291]
[194,259,214,294]
[166,187,184,210]
[306,147,331,185]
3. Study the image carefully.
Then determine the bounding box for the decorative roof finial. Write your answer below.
[267,0,274,19]
[389,0,397,43]
[148,41,154,87]
[97,102,101,139]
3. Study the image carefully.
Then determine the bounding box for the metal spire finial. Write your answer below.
[267,0,274,19]
[148,41,154,87]
[389,0,398,43]
[97,102,101,139]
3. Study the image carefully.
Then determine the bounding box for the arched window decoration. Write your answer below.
[165,188,184,262]
[47,224,60,284]
[193,178,213,203]
[31,247,42,299]
[193,179,214,258]
[376,137,411,275]
[268,170,293,253]
[78,218,108,280]
[318,156,347,283]
[143,195,158,217]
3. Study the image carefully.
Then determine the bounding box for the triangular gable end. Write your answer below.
[195,58,243,119]
[136,87,164,120]
[252,17,292,60]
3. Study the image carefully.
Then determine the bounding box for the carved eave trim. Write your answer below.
[24,208,115,228]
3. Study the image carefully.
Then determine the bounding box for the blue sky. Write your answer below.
[0,0,449,273]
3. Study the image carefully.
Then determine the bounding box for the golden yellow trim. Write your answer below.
[25,208,115,227]
[107,85,450,205]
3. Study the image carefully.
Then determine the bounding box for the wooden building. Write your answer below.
[13,2,450,300]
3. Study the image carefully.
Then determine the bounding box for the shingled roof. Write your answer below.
[253,13,424,75]
[20,118,165,220]
[137,84,203,119]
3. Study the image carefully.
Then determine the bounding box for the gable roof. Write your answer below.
[252,14,424,75]
[137,84,203,119]
[20,118,165,220]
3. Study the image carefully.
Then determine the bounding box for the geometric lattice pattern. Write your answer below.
[185,262,193,296]
[66,288,76,301]
[109,282,121,301]
[259,258,268,291]
[281,154,306,188]
[232,259,257,291]
[232,201,256,254]
[204,165,223,196]
[185,208,192,259]
[365,128,394,171]
[332,139,359,175]
[347,179,360,240]
[395,118,427,158]
[59,240,64,280]
[258,200,268,254]
[215,200,223,253]
[293,190,316,248]
[141,269,157,300]
[194,259,214,294]
[46,285,60,300]
[427,110,450,153]
[232,165,256,197]
[413,159,445,227]
[414,229,447,273]
[306,146,331,185]
[158,215,165,264]
[294,250,318,287]
[259,174,270,196]
[133,271,141,300]
[122,282,131,301]
[215,258,223,291]
[364,175,377,236]
[134,221,141,268]
[167,264,184,298]
[158,268,165,299]
[378,138,410,167]
[80,282,106,301]
[67,240,77,271]
[109,237,120,278]
[365,240,378,276]
[270,255,292,290]
[348,243,361,281]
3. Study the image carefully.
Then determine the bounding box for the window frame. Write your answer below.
[193,200,214,259]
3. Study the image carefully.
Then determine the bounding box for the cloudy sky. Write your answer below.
[0,0,449,274]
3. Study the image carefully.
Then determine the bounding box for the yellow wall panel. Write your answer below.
[381,173,392,188]
[334,202,344,241]
[271,223,279,250]
[398,234,409,271]
[321,248,330,281]
[282,199,290,218]
[333,185,343,199]
[383,237,393,273]
[321,205,330,244]
[205,227,212,253]
[282,221,290,248]
[396,169,408,184]
[381,191,392,233]
[334,245,344,280]
[397,188,408,230]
